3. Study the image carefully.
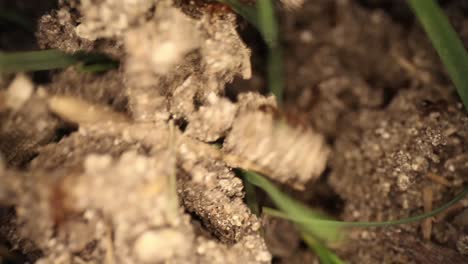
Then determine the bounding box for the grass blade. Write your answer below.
[79,62,119,73]
[302,234,345,264]
[263,185,467,227]
[0,50,78,73]
[408,0,468,110]
[0,49,118,73]
[243,176,260,215]
[242,171,341,242]
[256,0,278,47]
[256,0,283,104]
[242,171,345,262]
[245,170,466,264]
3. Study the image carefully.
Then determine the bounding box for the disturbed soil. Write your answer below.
[0,0,467,263]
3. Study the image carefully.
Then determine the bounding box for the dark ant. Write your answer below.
[418,99,449,116]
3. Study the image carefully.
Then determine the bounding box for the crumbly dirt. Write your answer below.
[1,0,468,263]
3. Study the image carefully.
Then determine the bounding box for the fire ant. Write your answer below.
[201,1,233,15]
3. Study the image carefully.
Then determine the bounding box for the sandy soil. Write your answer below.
[0,0,467,263]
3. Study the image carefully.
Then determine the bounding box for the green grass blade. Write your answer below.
[302,234,346,264]
[256,0,283,104]
[256,0,278,47]
[79,63,119,73]
[242,171,341,242]
[0,49,118,73]
[243,176,260,215]
[242,171,327,218]
[263,186,467,228]
[408,0,468,110]
[266,41,283,105]
[0,50,79,73]
[243,171,345,262]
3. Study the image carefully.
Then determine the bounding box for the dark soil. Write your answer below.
[250,0,468,263]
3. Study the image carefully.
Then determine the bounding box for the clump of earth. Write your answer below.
[0,0,467,263]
